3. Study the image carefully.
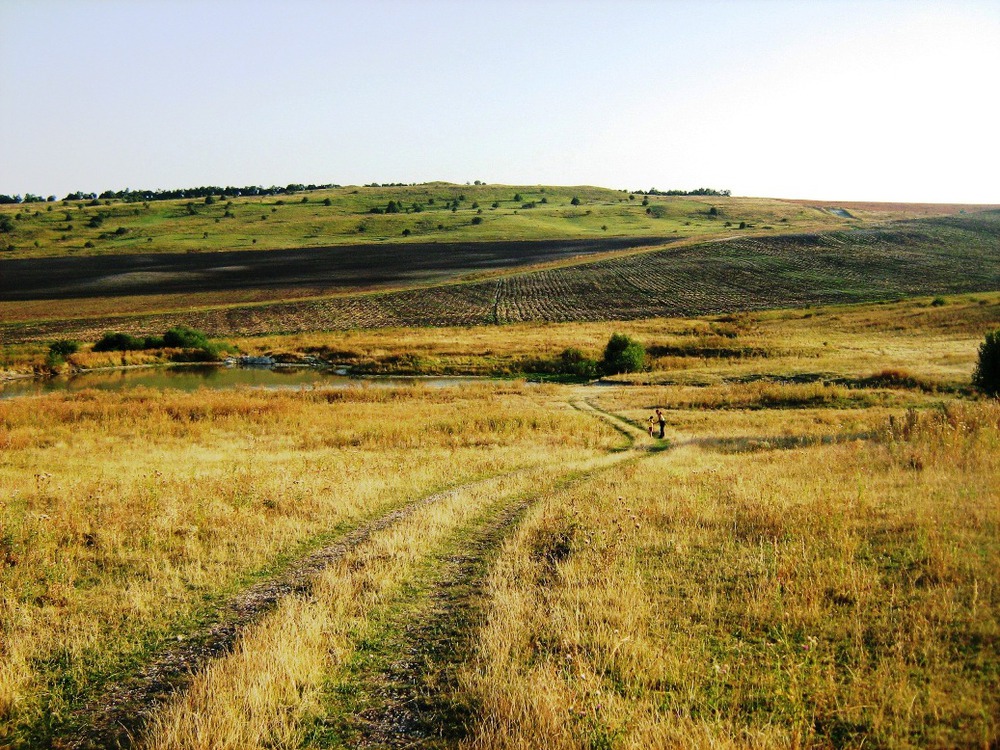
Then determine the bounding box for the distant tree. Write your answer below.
[570,196,581,206]
[385,200,400,213]
[471,216,483,225]
[513,193,522,202]
[600,333,645,375]
[0,215,13,233]
[301,196,309,203]
[323,198,332,206]
[973,329,1000,396]
[204,195,215,205]
[402,228,411,236]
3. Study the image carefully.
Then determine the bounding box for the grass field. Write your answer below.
[1,291,998,748]
[0,185,874,260]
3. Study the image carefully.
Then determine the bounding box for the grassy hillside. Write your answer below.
[3,182,985,260]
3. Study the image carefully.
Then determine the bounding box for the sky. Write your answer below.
[1,0,998,203]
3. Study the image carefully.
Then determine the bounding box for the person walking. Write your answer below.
[656,409,666,439]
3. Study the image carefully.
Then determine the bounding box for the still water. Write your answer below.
[0,366,482,399]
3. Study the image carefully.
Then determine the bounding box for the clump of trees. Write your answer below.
[973,329,1000,396]
[634,187,731,197]
[59,183,340,204]
[93,325,230,361]
[524,333,646,380]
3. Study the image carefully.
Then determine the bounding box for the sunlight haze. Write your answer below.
[1,0,997,203]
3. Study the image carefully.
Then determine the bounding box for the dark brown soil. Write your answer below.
[0,237,673,302]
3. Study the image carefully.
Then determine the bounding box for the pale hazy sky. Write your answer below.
[2,0,998,203]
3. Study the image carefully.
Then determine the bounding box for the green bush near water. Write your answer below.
[93,326,231,361]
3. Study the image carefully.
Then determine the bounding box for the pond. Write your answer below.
[0,365,485,399]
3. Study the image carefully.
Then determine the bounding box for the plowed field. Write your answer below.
[3,213,998,342]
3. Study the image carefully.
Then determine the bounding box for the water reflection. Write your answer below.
[0,366,482,399]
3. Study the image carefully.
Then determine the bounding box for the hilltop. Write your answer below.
[3,182,994,261]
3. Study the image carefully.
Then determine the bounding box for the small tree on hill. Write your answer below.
[972,329,1000,396]
[600,333,645,375]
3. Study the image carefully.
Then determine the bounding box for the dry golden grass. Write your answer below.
[462,402,1000,749]
[0,382,616,743]
[139,458,622,750]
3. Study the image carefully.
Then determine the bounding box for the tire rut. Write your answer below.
[60,475,522,750]
[350,497,535,749]
[344,450,651,748]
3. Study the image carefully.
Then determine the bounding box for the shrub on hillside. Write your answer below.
[600,333,645,375]
[93,332,147,352]
[48,340,79,357]
[46,339,79,367]
[518,348,598,380]
[162,325,210,349]
[972,329,1000,397]
[558,348,598,379]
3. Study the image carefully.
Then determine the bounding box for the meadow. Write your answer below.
[1,290,997,748]
[0,185,861,261]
